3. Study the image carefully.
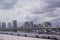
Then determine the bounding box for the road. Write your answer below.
[0,34,51,40]
[0,31,60,39]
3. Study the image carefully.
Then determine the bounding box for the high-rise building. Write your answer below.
[38,24,43,28]
[13,20,17,32]
[34,25,37,28]
[2,22,6,30]
[24,22,30,28]
[0,22,1,29]
[8,22,12,29]
[24,22,34,28]
[43,22,52,27]
[29,22,34,28]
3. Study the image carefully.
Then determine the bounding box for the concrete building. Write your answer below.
[23,22,30,29]
[38,24,43,28]
[13,20,17,32]
[43,22,52,27]
[13,20,17,29]
[29,22,34,28]
[2,22,6,31]
[0,22,2,30]
[8,22,12,29]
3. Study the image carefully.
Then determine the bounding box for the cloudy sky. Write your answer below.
[0,0,60,24]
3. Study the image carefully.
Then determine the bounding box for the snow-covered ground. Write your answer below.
[0,34,51,40]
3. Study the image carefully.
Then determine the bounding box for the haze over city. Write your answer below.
[0,0,60,25]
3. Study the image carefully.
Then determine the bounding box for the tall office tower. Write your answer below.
[13,20,17,32]
[29,22,34,28]
[43,22,52,27]
[34,25,37,28]
[38,24,43,28]
[0,22,1,29]
[24,22,30,29]
[2,22,6,31]
[8,22,12,29]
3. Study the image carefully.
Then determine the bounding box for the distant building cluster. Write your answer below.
[0,20,60,35]
[0,20,52,30]
[0,20,17,32]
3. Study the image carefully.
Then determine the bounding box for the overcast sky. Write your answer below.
[0,0,60,24]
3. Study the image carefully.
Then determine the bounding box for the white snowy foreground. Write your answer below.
[0,34,51,40]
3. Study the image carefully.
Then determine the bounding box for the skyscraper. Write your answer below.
[8,22,12,29]
[30,22,34,28]
[2,22,6,31]
[13,20,17,32]
[43,22,52,27]
[23,22,30,28]
[0,22,1,30]
[38,24,43,28]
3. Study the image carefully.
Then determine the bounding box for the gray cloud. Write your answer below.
[0,0,60,25]
[0,0,17,9]
[33,0,60,14]
[28,0,60,24]
[44,0,60,7]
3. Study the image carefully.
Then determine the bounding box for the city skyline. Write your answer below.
[0,20,53,28]
[0,0,60,40]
